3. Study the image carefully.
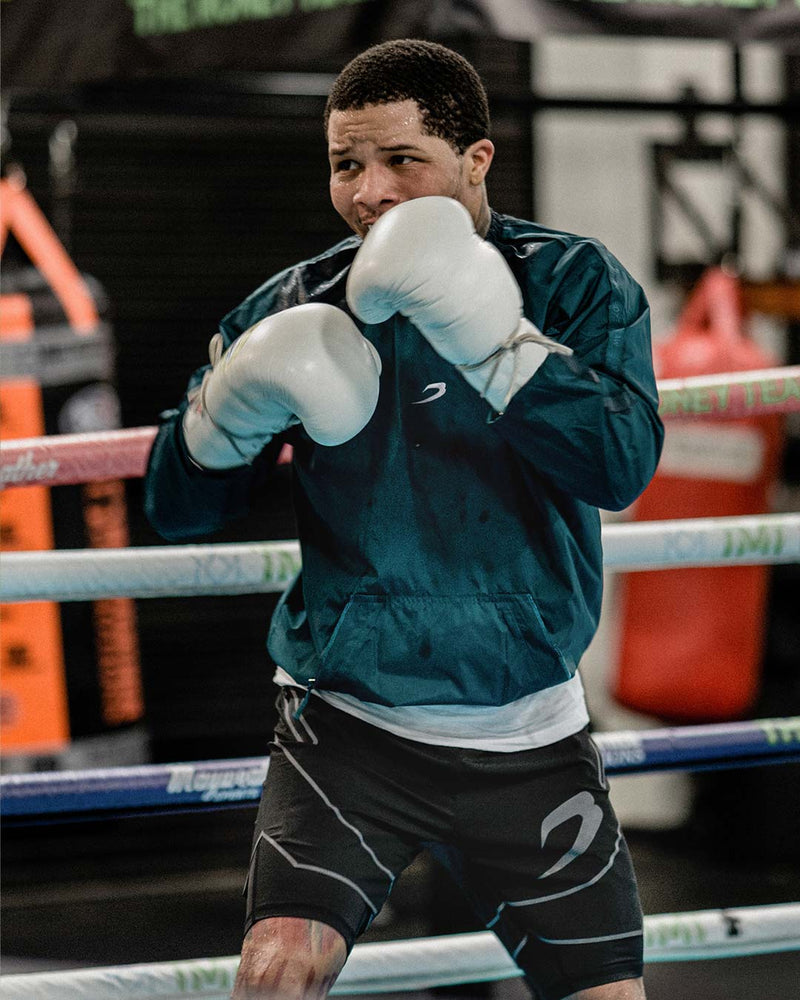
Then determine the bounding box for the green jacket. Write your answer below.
[144,210,663,707]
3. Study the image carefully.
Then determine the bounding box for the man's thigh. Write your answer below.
[445,729,644,1000]
[245,688,439,951]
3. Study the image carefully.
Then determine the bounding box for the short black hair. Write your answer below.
[325,39,490,154]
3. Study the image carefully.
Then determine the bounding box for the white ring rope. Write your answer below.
[1,904,798,999]
[1,514,798,603]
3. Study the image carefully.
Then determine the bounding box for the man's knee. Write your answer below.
[573,976,646,999]
[232,916,348,1000]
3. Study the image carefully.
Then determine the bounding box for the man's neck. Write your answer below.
[474,196,491,237]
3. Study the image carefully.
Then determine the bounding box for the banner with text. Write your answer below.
[3,1,800,92]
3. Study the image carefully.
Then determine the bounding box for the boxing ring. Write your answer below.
[1,365,800,998]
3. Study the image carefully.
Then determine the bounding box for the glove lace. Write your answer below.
[457,327,574,418]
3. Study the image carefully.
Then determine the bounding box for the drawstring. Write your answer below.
[293,677,316,720]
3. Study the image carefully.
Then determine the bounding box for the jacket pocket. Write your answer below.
[319,593,572,707]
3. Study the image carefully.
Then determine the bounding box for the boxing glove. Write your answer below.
[346,196,572,414]
[183,302,382,469]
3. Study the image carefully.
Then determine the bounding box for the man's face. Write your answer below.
[327,99,492,238]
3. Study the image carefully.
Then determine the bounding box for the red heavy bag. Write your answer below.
[613,268,784,721]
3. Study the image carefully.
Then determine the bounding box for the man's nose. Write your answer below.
[353,163,399,212]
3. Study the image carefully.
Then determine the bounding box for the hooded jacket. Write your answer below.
[144,210,664,708]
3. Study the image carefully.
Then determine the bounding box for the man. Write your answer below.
[144,39,663,1000]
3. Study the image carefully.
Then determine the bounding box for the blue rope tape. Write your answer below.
[1,718,798,823]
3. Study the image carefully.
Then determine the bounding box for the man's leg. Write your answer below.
[237,690,437,999]
[573,978,646,999]
[232,916,347,1000]
[445,729,645,1000]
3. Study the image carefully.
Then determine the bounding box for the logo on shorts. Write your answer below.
[412,382,447,405]
[539,791,603,879]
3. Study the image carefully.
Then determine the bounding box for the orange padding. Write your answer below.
[0,175,98,333]
[0,379,70,754]
[0,294,34,338]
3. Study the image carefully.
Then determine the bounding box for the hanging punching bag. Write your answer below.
[614,268,784,721]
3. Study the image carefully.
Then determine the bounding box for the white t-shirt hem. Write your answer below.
[273,667,589,752]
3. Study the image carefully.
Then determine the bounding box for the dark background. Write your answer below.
[2,3,800,997]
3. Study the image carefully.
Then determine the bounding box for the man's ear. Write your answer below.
[466,139,495,185]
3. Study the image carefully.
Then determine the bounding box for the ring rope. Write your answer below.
[1,366,798,491]
[1,513,797,603]
[1,903,798,999]
[3,718,798,821]
[657,365,800,419]
[0,426,156,490]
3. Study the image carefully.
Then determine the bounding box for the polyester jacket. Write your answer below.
[144,210,664,708]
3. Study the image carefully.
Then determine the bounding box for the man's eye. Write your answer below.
[335,160,358,172]
[391,155,416,166]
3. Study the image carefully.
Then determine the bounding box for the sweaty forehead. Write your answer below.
[327,100,430,149]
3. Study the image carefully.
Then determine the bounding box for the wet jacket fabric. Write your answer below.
[144,210,664,708]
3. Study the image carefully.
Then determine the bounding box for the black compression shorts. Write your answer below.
[244,688,643,1000]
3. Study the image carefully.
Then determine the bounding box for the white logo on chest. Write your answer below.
[412,382,447,405]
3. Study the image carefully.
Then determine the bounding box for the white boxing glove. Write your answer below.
[182,302,382,469]
[346,196,572,415]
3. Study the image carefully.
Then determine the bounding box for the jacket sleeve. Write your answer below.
[143,392,286,542]
[494,241,664,511]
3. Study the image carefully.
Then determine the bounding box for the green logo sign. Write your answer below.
[722,525,784,559]
[128,0,372,37]
[760,719,800,745]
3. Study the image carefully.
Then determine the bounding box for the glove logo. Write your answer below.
[411,382,447,405]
